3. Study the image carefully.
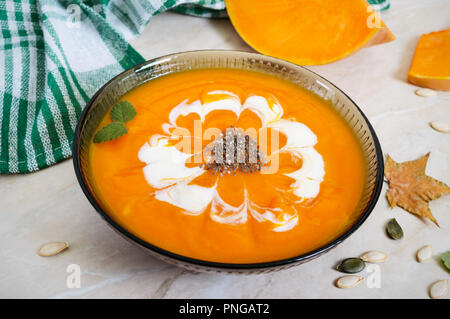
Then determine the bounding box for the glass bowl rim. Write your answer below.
[72,49,384,270]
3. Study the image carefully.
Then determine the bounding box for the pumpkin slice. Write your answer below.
[408,29,450,91]
[225,0,395,65]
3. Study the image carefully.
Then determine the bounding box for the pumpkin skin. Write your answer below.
[225,0,395,65]
[408,29,450,91]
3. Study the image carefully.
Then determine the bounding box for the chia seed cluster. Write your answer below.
[203,126,266,175]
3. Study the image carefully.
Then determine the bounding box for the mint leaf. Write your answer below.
[93,122,128,143]
[93,101,136,143]
[110,101,137,123]
[441,251,450,271]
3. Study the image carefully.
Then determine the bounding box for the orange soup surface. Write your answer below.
[89,69,366,263]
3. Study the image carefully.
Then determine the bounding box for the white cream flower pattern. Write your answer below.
[138,91,325,232]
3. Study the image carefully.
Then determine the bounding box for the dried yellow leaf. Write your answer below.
[384,153,449,226]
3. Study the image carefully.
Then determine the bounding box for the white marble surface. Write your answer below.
[1,0,449,299]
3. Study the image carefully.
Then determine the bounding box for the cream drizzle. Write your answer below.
[138,91,325,232]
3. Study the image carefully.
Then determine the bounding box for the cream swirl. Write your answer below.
[138,91,325,232]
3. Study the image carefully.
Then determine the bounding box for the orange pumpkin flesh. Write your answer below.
[408,29,450,91]
[225,0,395,65]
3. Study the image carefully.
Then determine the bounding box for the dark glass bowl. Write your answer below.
[73,50,383,273]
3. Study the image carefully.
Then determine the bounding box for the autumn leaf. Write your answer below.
[384,153,449,227]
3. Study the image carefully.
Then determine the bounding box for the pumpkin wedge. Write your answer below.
[226,0,395,65]
[408,29,450,91]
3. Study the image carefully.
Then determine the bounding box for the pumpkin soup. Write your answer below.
[89,69,366,263]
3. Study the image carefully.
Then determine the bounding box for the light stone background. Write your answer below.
[1,0,449,298]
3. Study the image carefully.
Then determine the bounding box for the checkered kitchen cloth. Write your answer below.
[0,0,390,173]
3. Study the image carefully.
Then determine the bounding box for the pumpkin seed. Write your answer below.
[38,242,69,257]
[415,88,437,97]
[360,250,387,263]
[386,218,403,240]
[429,121,450,133]
[416,245,433,263]
[336,275,364,289]
[336,258,365,273]
[429,279,448,299]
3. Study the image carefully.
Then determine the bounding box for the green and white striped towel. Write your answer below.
[0,0,390,174]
